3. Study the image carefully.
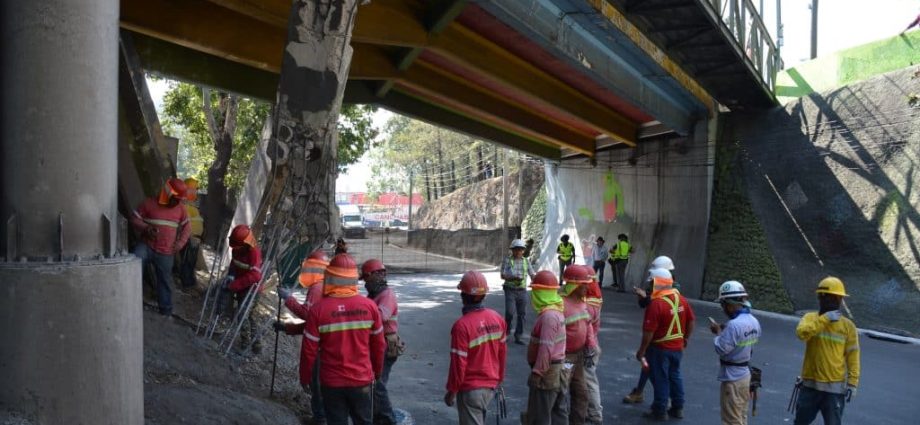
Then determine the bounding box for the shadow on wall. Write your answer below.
[727,65,920,335]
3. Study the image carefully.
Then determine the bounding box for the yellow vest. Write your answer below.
[185,204,204,237]
[796,312,860,389]
[610,240,630,260]
[557,242,574,261]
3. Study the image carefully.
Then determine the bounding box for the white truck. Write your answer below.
[338,204,366,239]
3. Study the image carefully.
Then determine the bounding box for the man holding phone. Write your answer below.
[710,281,761,425]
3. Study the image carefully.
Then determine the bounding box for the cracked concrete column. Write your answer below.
[0,0,143,423]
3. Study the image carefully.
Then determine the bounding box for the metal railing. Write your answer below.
[701,0,783,95]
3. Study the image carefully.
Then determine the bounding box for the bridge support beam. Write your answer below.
[0,0,143,423]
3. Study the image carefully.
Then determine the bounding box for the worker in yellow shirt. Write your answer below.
[792,277,859,425]
[179,177,205,289]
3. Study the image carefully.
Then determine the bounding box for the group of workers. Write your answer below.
[130,183,860,425]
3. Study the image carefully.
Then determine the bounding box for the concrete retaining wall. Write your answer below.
[407,227,521,266]
[725,65,920,334]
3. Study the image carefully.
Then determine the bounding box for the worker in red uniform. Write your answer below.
[361,259,402,425]
[301,254,385,425]
[635,268,695,421]
[583,266,604,425]
[130,177,191,316]
[562,265,598,425]
[276,249,329,424]
[524,271,569,425]
[444,271,507,425]
[219,224,263,353]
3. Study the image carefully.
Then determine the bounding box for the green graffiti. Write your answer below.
[578,207,595,220]
[603,171,625,222]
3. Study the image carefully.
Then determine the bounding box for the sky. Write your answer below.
[147,0,920,193]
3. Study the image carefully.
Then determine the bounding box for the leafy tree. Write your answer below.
[158,79,378,244]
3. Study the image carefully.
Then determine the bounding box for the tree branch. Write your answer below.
[201,87,220,148]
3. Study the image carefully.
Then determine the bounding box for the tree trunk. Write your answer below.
[257,0,362,257]
[201,88,239,247]
[424,159,432,201]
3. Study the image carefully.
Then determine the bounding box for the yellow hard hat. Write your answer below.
[184,177,199,189]
[816,276,848,297]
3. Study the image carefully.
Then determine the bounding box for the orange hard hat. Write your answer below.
[531,270,560,289]
[563,264,592,284]
[325,254,359,286]
[299,250,330,287]
[458,270,489,295]
[158,178,188,204]
[229,224,252,248]
[183,178,199,201]
[361,258,386,279]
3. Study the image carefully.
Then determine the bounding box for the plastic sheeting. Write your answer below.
[536,121,714,297]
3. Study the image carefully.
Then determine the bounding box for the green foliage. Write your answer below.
[159,80,378,192]
[368,115,517,199]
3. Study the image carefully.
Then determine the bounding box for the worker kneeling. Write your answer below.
[444,271,508,425]
[524,271,570,425]
[300,254,386,425]
[710,281,761,425]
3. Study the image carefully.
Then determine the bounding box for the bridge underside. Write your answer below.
[121,0,714,160]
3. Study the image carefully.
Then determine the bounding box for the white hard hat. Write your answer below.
[716,280,748,301]
[650,255,675,271]
[510,239,526,249]
[647,268,672,281]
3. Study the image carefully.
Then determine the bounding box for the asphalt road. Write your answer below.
[379,270,919,424]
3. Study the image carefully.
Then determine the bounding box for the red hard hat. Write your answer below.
[167,178,188,200]
[531,270,560,289]
[229,224,251,248]
[361,259,386,279]
[563,264,592,284]
[308,250,329,263]
[458,270,489,295]
[325,253,359,285]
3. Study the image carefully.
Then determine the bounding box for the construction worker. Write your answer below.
[222,224,264,353]
[334,237,348,255]
[635,267,695,421]
[277,249,330,425]
[501,239,535,345]
[792,277,860,425]
[607,233,631,291]
[561,265,598,425]
[591,237,608,287]
[710,281,761,425]
[361,259,402,425]
[300,254,385,425]
[624,255,676,404]
[580,235,594,266]
[556,234,575,279]
[130,177,191,316]
[444,271,507,425]
[524,271,569,425]
[583,266,604,425]
[178,177,204,289]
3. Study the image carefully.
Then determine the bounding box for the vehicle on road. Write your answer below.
[339,204,366,238]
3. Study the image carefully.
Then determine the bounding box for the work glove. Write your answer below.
[272,321,286,332]
[143,226,159,239]
[823,310,842,322]
[846,386,856,402]
[278,287,292,301]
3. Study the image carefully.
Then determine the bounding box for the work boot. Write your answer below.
[622,388,644,403]
[641,410,667,421]
[667,407,683,419]
[514,336,525,345]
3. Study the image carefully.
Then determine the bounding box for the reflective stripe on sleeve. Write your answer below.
[144,218,179,228]
[450,348,468,357]
[304,332,320,342]
[371,326,384,335]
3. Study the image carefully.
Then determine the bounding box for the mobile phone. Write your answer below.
[708,316,718,326]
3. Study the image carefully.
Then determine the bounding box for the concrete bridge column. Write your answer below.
[1,0,143,424]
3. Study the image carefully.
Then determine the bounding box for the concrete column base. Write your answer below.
[0,256,143,424]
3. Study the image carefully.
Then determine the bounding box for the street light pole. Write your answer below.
[810,0,818,59]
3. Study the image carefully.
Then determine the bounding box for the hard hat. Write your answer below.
[183,178,199,201]
[716,280,748,301]
[158,178,188,204]
[563,264,592,284]
[307,250,329,263]
[458,270,489,295]
[228,224,252,248]
[510,239,526,249]
[325,254,359,286]
[531,270,560,289]
[650,255,675,271]
[361,258,386,279]
[184,177,199,189]
[647,267,672,281]
[816,276,848,297]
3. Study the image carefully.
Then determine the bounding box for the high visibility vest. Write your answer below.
[505,257,529,288]
[557,242,574,261]
[610,241,631,260]
[653,294,684,344]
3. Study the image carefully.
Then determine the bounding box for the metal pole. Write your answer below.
[407,170,414,231]
[810,0,818,59]
[776,0,783,50]
[502,149,509,243]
